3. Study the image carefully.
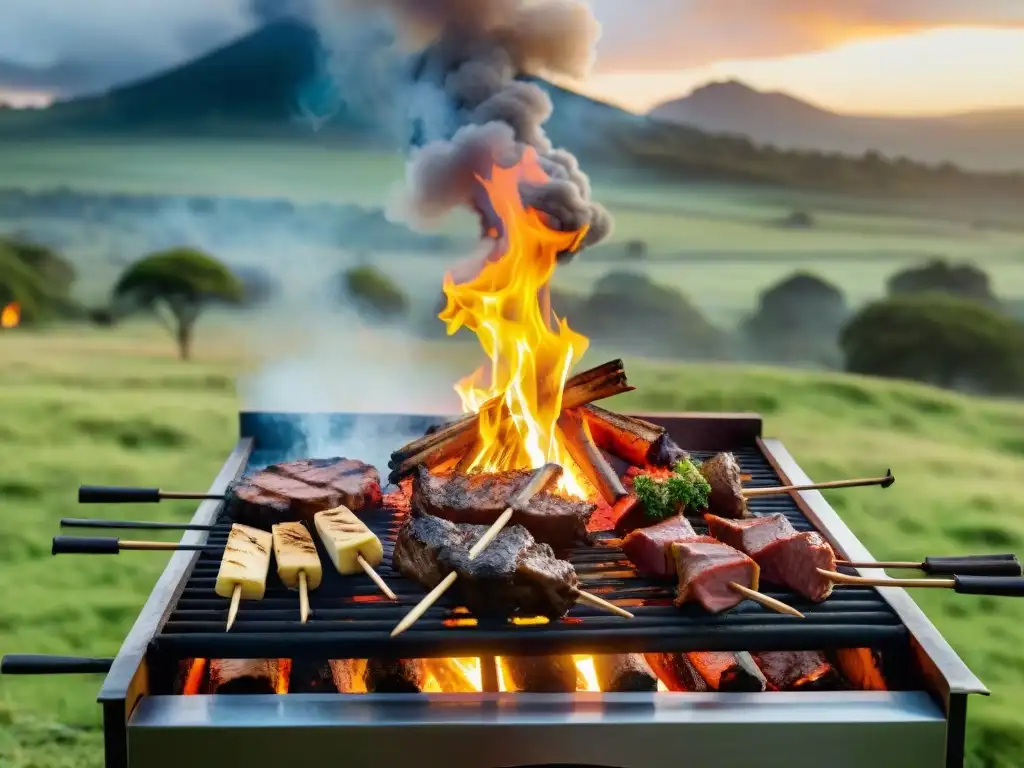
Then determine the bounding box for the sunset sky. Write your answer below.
[0,0,1022,116]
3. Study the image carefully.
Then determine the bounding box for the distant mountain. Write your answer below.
[650,80,1024,172]
[1,22,1022,200]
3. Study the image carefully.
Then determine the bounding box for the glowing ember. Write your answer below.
[1,302,20,329]
[275,659,292,694]
[181,658,207,695]
[439,147,590,498]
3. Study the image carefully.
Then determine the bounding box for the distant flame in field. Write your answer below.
[439,147,590,498]
[1,302,20,329]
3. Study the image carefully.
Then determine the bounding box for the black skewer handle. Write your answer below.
[60,518,215,532]
[79,486,160,503]
[52,536,121,555]
[924,555,1021,577]
[954,575,1024,597]
[1,655,114,675]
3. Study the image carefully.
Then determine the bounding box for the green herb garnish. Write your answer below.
[632,458,712,520]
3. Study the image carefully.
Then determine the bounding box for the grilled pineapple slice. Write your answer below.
[272,521,323,590]
[215,523,273,600]
[314,506,383,575]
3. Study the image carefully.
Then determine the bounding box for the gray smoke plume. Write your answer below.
[335,0,613,258]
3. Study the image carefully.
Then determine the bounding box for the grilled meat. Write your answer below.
[699,453,748,519]
[621,514,696,578]
[226,457,382,530]
[411,465,595,550]
[705,513,836,602]
[672,537,760,613]
[392,510,579,619]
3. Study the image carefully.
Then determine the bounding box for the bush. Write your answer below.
[839,295,1024,396]
[341,265,409,322]
[572,270,724,359]
[887,258,996,305]
[740,271,847,365]
[0,238,78,324]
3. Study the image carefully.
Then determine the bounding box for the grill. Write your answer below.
[4,411,990,768]
[154,445,905,661]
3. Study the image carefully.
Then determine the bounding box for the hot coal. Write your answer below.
[226,457,382,529]
[411,465,595,550]
[392,510,579,619]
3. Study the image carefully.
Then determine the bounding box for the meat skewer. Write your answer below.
[314,506,396,601]
[467,463,564,559]
[215,524,273,631]
[817,569,1024,597]
[621,515,804,617]
[272,522,322,623]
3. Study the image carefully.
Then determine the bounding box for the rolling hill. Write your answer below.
[1,21,1023,200]
[651,80,1024,173]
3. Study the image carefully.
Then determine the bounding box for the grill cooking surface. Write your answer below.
[152,446,905,660]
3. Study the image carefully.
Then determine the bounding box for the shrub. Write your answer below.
[0,238,78,324]
[341,265,409,322]
[839,295,1024,396]
[886,258,996,305]
[740,271,847,365]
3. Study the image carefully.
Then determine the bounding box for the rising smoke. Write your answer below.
[329,0,614,257]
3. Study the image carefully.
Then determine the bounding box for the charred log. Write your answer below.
[686,652,766,692]
[754,651,843,691]
[581,404,687,468]
[831,648,888,691]
[592,654,658,692]
[502,655,580,692]
[206,659,280,695]
[557,409,627,504]
[365,659,427,693]
[644,653,708,692]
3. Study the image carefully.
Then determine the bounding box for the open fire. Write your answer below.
[1,301,20,329]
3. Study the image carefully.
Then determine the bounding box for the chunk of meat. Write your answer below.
[699,453,748,519]
[411,465,595,550]
[226,457,382,530]
[621,515,696,578]
[705,513,836,602]
[392,510,579,619]
[671,537,760,613]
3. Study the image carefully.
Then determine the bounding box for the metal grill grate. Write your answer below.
[152,447,906,660]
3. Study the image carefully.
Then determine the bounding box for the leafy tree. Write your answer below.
[886,258,996,305]
[340,265,409,322]
[113,248,244,360]
[839,295,1024,395]
[0,237,76,292]
[740,271,847,364]
[0,238,77,324]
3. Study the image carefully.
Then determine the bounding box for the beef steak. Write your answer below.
[671,537,759,614]
[226,457,382,530]
[392,510,579,619]
[411,465,595,550]
[621,514,696,578]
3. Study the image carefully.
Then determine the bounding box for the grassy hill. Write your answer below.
[0,325,1022,767]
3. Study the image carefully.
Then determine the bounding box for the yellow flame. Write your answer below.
[1,302,20,329]
[439,147,590,498]
[573,656,601,692]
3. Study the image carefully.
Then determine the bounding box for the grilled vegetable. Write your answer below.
[633,459,711,520]
[271,522,323,590]
[314,506,384,575]
[215,523,273,600]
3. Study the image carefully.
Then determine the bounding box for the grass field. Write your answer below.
[1,324,1023,767]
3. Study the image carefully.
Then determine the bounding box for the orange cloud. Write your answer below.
[587,0,1024,72]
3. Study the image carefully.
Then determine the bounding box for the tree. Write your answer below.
[839,295,1024,395]
[113,248,244,360]
[886,258,996,305]
[0,237,77,324]
[340,265,409,322]
[740,271,847,364]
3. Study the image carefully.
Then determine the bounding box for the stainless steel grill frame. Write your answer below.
[94,411,988,768]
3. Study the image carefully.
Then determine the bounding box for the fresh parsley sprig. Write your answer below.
[633,458,711,519]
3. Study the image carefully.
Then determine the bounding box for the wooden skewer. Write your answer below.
[226,584,242,632]
[728,582,805,618]
[573,589,634,619]
[743,470,893,498]
[391,572,458,637]
[298,571,310,624]
[357,554,397,600]
[467,463,563,560]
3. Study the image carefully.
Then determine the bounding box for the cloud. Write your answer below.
[585,0,1024,73]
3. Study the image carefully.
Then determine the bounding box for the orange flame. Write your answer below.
[1,302,20,329]
[439,147,590,498]
[181,658,207,695]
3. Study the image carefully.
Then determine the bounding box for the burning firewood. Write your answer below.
[502,655,580,692]
[831,648,888,691]
[643,653,709,692]
[753,651,843,691]
[556,409,627,504]
[686,652,767,692]
[387,359,632,484]
[592,654,658,692]
[206,659,283,694]
[579,404,687,468]
[328,659,427,693]
[423,658,479,693]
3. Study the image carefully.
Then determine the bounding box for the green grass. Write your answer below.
[1,325,1023,766]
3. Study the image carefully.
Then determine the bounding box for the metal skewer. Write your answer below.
[51,536,221,555]
[78,486,223,503]
[743,469,894,497]
[837,553,1021,577]
[817,568,1024,596]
